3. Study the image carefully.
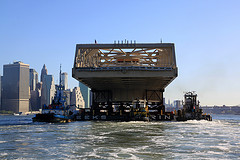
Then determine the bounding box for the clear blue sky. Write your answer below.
[1,0,240,106]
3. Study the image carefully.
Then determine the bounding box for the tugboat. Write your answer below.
[32,66,79,123]
[176,91,212,121]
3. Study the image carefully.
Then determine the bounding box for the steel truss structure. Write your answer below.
[74,43,176,68]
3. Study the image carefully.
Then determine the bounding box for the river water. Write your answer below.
[0,114,239,159]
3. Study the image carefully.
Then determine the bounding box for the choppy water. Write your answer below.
[0,114,239,159]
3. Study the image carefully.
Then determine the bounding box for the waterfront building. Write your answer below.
[41,75,55,106]
[29,68,38,91]
[79,82,90,108]
[40,64,48,82]
[71,87,85,108]
[1,61,30,113]
[61,72,68,90]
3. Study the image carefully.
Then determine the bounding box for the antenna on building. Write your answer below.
[59,64,62,89]
[160,38,163,43]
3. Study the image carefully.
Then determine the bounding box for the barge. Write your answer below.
[75,92,212,122]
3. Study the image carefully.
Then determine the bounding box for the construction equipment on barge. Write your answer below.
[72,42,211,122]
[75,92,212,122]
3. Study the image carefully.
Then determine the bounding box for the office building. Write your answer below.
[41,64,48,82]
[30,82,42,111]
[61,72,68,90]
[29,69,40,110]
[41,75,55,106]
[1,61,30,113]
[79,82,90,108]
[29,69,38,91]
[71,87,85,108]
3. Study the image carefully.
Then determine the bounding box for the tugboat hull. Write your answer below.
[32,113,73,123]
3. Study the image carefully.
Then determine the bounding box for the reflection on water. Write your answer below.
[0,115,239,159]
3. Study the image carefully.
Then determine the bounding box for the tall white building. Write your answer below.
[61,72,68,90]
[41,75,55,106]
[29,69,38,91]
[71,87,85,108]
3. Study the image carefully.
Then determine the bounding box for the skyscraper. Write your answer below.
[30,82,42,111]
[29,68,39,111]
[79,82,90,108]
[29,68,38,91]
[61,72,68,90]
[1,61,30,113]
[41,75,55,106]
[41,64,48,82]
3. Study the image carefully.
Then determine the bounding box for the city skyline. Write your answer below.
[0,61,85,113]
[1,0,240,105]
